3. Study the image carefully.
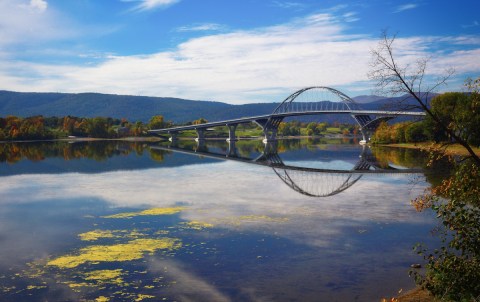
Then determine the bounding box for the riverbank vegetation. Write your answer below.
[0,114,360,142]
[0,115,174,141]
[371,90,480,148]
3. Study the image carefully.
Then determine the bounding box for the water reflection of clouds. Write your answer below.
[282,159,356,170]
[148,258,231,302]
[0,161,430,236]
[1,161,424,208]
[0,197,110,271]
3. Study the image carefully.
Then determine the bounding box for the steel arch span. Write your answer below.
[272,168,362,197]
[271,86,361,114]
[260,86,366,141]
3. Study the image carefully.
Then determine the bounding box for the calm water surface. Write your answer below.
[0,139,442,302]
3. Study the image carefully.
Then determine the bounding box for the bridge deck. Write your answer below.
[149,110,426,133]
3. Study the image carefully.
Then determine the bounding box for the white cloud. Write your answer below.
[462,20,479,29]
[0,13,375,102]
[176,23,224,32]
[29,0,48,12]
[0,0,76,47]
[0,12,478,103]
[394,3,418,13]
[122,0,181,11]
[342,11,359,22]
[272,1,306,10]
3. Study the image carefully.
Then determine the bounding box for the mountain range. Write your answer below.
[0,90,432,124]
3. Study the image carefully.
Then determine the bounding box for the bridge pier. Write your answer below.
[227,139,237,157]
[263,128,278,143]
[359,129,367,143]
[195,139,207,152]
[169,131,178,142]
[226,124,238,142]
[195,128,206,142]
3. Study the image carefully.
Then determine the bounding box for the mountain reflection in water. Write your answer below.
[0,139,442,302]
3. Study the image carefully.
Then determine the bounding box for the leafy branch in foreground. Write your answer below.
[411,161,480,301]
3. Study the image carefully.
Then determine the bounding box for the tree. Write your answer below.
[192,118,208,125]
[306,122,318,135]
[405,122,427,143]
[428,92,480,147]
[317,122,328,133]
[148,115,165,129]
[86,117,109,138]
[368,31,480,164]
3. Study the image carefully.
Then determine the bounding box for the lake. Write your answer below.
[0,139,442,301]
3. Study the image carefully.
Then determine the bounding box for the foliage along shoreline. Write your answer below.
[0,114,361,143]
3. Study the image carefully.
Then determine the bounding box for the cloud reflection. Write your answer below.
[0,160,430,245]
[148,258,231,302]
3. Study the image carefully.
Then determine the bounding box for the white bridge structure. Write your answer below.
[149,87,426,142]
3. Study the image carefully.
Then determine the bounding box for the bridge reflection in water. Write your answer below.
[151,140,423,197]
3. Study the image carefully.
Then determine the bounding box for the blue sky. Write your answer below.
[0,0,479,104]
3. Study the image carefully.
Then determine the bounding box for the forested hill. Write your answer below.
[0,90,432,124]
[0,91,239,123]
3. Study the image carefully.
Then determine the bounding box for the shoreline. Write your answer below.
[0,134,359,144]
[0,136,166,144]
[395,287,435,302]
[377,142,480,157]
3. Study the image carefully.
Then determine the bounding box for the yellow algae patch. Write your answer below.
[135,294,155,301]
[67,282,90,289]
[26,285,47,290]
[47,238,182,269]
[102,207,186,219]
[95,296,110,302]
[182,221,214,230]
[84,269,124,285]
[154,230,169,235]
[126,230,145,238]
[78,230,117,241]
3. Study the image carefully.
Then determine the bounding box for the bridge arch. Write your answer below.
[262,86,369,141]
[272,86,361,114]
[272,168,362,197]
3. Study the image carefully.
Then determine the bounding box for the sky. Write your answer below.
[0,0,479,104]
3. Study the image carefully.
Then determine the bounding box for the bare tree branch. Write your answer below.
[368,31,480,165]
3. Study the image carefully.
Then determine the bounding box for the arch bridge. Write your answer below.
[149,87,425,142]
